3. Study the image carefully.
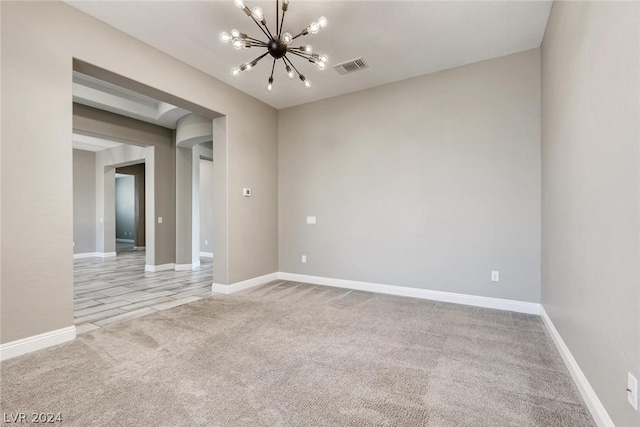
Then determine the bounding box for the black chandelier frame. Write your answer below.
[221,0,328,91]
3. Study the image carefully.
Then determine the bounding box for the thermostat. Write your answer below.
[243,188,252,197]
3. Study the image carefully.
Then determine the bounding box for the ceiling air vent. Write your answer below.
[333,57,369,75]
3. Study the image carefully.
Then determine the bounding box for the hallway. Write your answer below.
[74,252,213,334]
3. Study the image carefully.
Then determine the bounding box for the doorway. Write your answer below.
[115,163,146,253]
[115,173,135,252]
[71,63,226,332]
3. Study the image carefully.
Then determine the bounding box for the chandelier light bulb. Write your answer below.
[300,74,312,88]
[308,22,320,34]
[231,67,240,76]
[220,32,232,43]
[286,65,295,79]
[234,0,244,9]
[282,32,293,45]
[318,16,327,28]
[231,29,240,38]
[303,45,313,53]
[267,77,274,92]
[232,38,244,50]
[252,6,264,21]
[317,61,326,70]
[319,54,328,63]
[246,63,253,71]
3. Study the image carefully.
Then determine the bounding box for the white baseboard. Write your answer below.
[278,272,540,315]
[200,252,213,258]
[145,263,175,272]
[98,252,117,258]
[0,326,76,361]
[73,252,98,259]
[212,272,281,295]
[540,307,613,426]
[116,238,134,243]
[175,262,200,271]
[210,271,538,315]
[73,252,116,259]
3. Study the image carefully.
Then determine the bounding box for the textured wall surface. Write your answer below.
[200,159,214,253]
[279,49,541,303]
[541,1,640,425]
[72,149,96,254]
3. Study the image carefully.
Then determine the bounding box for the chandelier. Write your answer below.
[220,0,328,91]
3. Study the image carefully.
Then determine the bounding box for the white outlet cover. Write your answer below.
[301,255,307,263]
[491,271,500,282]
[629,373,638,411]
[158,217,163,224]
[243,188,251,197]
[306,216,317,225]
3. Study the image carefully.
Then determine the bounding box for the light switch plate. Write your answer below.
[306,216,317,225]
[491,271,500,282]
[301,255,307,263]
[158,217,163,224]
[243,188,251,197]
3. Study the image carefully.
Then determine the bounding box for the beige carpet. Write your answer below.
[1,281,594,426]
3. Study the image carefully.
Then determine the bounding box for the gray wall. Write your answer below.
[279,49,541,302]
[1,1,278,344]
[72,149,96,254]
[541,2,640,425]
[115,175,135,240]
[200,159,214,253]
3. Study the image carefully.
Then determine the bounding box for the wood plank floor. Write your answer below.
[74,252,213,334]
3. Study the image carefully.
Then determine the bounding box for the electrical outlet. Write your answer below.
[306,216,317,225]
[491,271,500,282]
[205,240,208,246]
[158,217,163,224]
[628,373,638,411]
[301,255,307,263]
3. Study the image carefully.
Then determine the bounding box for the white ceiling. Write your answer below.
[68,1,552,110]
[73,72,192,129]
[72,133,124,152]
